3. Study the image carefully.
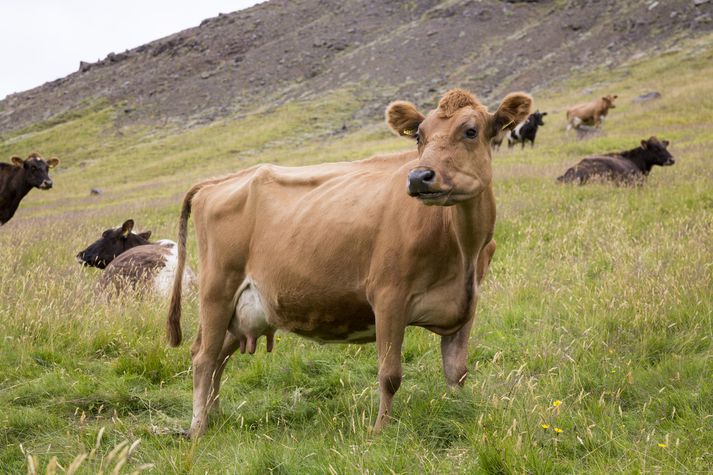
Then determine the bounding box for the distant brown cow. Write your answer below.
[557,136,675,185]
[566,94,618,131]
[0,153,59,225]
[166,88,532,438]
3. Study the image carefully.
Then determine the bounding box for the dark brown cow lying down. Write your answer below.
[167,88,533,438]
[0,153,59,225]
[77,219,196,295]
[557,136,675,185]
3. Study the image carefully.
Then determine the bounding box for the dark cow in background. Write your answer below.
[566,94,618,131]
[508,110,547,148]
[77,219,151,268]
[0,153,59,225]
[77,219,196,295]
[557,136,675,185]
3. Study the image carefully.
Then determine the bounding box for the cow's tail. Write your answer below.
[167,183,202,347]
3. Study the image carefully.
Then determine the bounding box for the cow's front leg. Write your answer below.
[373,299,406,433]
[440,317,475,386]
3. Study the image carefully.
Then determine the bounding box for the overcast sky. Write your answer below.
[0,1,261,99]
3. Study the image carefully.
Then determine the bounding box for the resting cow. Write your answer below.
[0,153,59,225]
[167,88,532,438]
[557,136,675,185]
[77,219,196,295]
[508,110,547,148]
[566,94,617,131]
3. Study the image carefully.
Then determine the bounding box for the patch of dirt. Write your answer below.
[0,0,711,134]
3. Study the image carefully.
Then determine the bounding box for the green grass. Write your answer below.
[1,34,712,473]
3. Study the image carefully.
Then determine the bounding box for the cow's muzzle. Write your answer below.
[39,179,53,190]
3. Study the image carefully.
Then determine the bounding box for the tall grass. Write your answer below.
[1,34,711,473]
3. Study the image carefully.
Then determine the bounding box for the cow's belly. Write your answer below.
[237,277,376,344]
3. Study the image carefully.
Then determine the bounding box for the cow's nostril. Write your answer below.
[421,169,435,182]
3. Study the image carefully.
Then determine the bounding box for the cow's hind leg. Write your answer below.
[189,271,243,438]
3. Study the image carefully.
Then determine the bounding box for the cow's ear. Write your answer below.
[138,231,152,240]
[640,140,648,149]
[662,140,670,147]
[613,95,618,99]
[121,219,135,237]
[47,158,59,168]
[11,156,24,167]
[542,112,548,116]
[385,101,425,138]
[490,92,532,138]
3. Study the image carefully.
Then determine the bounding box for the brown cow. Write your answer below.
[166,88,532,438]
[566,94,618,131]
[0,153,59,225]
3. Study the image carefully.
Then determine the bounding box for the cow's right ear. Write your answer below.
[11,156,24,167]
[640,140,648,150]
[138,231,152,240]
[121,219,135,237]
[489,92,532,138]
[385,101,425,138]
[47,158,59,168]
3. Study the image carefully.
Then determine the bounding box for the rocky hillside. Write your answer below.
[1,0,711,134]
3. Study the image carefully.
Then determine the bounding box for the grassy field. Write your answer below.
[1,34,712,474]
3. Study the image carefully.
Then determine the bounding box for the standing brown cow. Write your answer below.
[167,89,532,438]
[566,94,618,130]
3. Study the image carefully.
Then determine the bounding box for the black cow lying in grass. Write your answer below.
[0,153,59,225]
[508,111,547,149]
[557,136,675,185]
[77,219,195,295]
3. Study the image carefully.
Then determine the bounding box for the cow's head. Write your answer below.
[11,153,59,190]
[532,110,547,126]
[386,88,531,205]
[602,94,618,109]
[76,219,152,268]
[641,136,675,166]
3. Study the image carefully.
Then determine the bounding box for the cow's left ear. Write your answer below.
[541,112,548,116]
[138,231,152,240]
[385,101,425,138]
[640,140,648,149]
[11,156,24,167]
[47,158,59,168]
[662,140,670,147]
[120,219,135,237]
[489,92,532,138]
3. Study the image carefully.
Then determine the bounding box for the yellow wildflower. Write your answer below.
[553,400,562,407]
[554,427,564,434]
[658,443,667,448]
[541,424,550,429]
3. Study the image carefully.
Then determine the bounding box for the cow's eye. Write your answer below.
[465,128,477,139]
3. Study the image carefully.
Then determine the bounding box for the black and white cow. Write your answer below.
[0,153,59,225]
[508,111,547,149]
[77,219,196,295]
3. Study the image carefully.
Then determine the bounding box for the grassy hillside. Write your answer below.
[1,34,711,473]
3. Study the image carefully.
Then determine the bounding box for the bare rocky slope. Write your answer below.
[1,0,711,134]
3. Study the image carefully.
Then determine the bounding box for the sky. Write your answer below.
[0,1,261,99]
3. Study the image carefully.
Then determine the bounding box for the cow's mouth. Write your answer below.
[412,189,464,206]
[664,158,675,166]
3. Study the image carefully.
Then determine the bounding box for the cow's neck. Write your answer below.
[620,148,654,174]
[1,169,34,220]
[450,189,493,261]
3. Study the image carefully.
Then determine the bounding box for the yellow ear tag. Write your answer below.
[402,129,414,136]
[501,120,514,131]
